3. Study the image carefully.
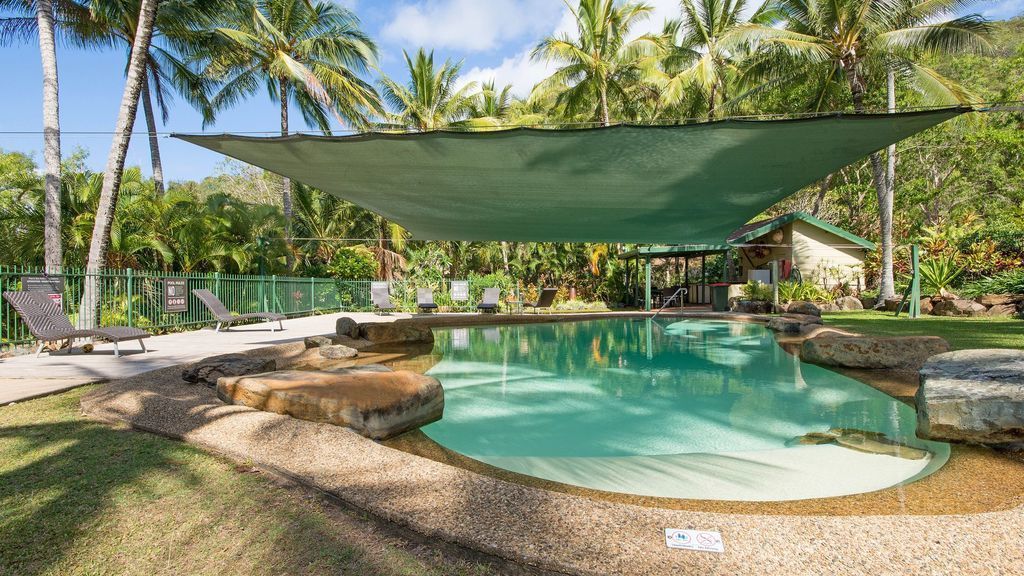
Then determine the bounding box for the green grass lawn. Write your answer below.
[822,310,1024,350]
[0,387,505,576]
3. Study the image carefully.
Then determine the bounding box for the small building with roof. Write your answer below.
[618,211,874,309]
[728,211,875,290]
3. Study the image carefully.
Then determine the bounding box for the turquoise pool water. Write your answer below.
[421,318,949,501]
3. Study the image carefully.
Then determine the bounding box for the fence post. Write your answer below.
[310,276,315,313]
[270,275,277,313]
[214,271,221,298]
[909,245,921,319]
[126,268,134,327]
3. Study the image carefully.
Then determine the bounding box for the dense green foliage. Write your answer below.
[2,2,1022,303]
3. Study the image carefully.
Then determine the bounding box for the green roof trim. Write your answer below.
[618,244,732,259]
[729,211,876,250]
[175,108,963,244]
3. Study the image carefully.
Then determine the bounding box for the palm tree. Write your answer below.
[202,0,381,244]
[80,0,158,328]
[659,0,759,119]
[87,0,217,197]
[531,0,660,126]
[738,0,991,300]
[379,48,477,131]
[465,80,513,128]
[1,0,92,270]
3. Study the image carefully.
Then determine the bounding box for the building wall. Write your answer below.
[790,220,867,288]
[735,220,868,289]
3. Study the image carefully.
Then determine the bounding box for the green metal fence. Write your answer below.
[0,265,496,353]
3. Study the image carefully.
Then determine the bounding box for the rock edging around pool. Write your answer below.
[79,338,1024,576]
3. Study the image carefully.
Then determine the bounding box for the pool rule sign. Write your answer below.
[21,275,64,308]
[163,278,188,313]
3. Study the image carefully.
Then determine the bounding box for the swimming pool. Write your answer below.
[420,318,949,501]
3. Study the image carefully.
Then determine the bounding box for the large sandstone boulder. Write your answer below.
[986,303,1019,317]
[359,320,434,344]
[731,300,771,314]
[217,365,443,440]
[882,298,904,312]
[786,301,821,317]
[919,298,934,315]
[916,349,1024,444]
[800,335,950,371]
[182,353,277,386]
[767,313,822,334]
[304,335,333,349]
[333,335,376,351]
[835,296,863,311]
[975,294,1022,306]
[335,317,359,339]
[319,344,358,359]
[931,299,987,317]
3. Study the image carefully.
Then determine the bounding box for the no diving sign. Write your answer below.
[665,529,724,553]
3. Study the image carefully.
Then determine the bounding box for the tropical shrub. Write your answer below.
[918,254,964,296]
[328,246,379,280]
[468,271,515,303]
[960,269,1024,298]
[740,280,773,301]
[777,281,831,303]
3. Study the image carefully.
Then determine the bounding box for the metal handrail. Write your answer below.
[651,287,687,320]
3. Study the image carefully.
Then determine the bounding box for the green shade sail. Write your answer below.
[175,108,964,243]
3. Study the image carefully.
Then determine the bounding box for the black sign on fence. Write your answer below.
[164,278,188,313]
[22,275,64,293]
[21,275,64,308]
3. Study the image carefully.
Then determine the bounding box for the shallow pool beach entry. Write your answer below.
[421,318,949,501]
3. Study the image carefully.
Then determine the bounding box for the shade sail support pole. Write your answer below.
[644,257,652,311]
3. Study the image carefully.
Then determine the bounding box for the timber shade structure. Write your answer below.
[174,108,965,244]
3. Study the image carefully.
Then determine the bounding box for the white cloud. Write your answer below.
[381,0,565,52]
[461,45,557,97]
[457,0,683,97]
[980,0,1024,20]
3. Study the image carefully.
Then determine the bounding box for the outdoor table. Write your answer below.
[505,300,523,314]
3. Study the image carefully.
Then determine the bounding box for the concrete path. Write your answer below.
[0,312,408,404]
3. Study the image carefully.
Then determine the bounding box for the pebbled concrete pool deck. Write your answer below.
[79,333,1024,576]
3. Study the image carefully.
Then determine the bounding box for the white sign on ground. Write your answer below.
[664,529,725,553]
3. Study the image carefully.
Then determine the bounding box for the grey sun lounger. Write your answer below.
[477,287,501,313]
[523,287,558,313]
[192,288,285,332]
[417,288,438,312]
[3,290,150,358]
[371,282,396,314]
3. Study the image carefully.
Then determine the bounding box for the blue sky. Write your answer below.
[2,0,1022,182]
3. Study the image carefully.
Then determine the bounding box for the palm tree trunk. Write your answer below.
[79,0,158,329]
[881,69,897,301]
[140,75,165,196]
[846,64,895,302]
[500,241,510,272]
[279,77,294,269]
[37,0,62,272]
[708,84,717,120]
[811,173,833,217]
[599,84,610,126]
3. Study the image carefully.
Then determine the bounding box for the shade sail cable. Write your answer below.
[174,107,967,244]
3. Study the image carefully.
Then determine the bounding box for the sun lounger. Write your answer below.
[523,287,558,313]
[371,282,396,314]
[417,288,438,312]
[192,288,285,332]
[477,287,500,313]
[3,290,150,358]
